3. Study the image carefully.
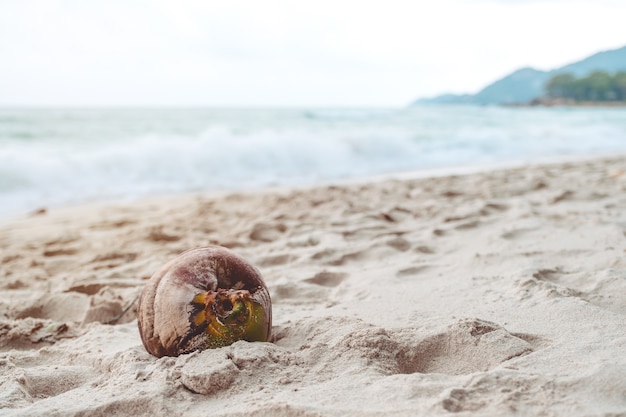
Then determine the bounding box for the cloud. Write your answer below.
[0,0,624,106]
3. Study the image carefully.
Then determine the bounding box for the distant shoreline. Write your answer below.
[507,98,626,108]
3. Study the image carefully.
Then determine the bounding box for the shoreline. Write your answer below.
[3,150,626,224]
[1,154,625,416]
[508,99,626,108]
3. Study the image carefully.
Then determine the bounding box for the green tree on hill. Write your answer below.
[614,72,626,100]
[545,73,577,99]
[544,71,626,102]
[586,71,614,100]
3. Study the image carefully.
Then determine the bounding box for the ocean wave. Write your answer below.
[1,107,625,216]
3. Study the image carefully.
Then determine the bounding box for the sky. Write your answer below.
[0,0,625,107]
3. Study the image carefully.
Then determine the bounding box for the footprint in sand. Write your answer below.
[271,281,329,305]
[523,267,626,315]
[89,219,136,230]
[342,225,388,241]
[376,206,413,223]
[1,254,22,264]
[501,227,538,240]
[89,252,138,270]
[386,237,411,252]
[326,242,403,266]
[257,253,296,267]
[303,271,348,287]
[311,248,336,261]
[14,365,96,401]
[42,248,78,257]
[396,265,432,277]
[91,252,138,263]
[273,317,538,378]
[415,245,436,254]
[327,251,368,266]
[14,293,90,323]
[272,271,348,304]
[393,318,534,375]
[147,227,181,242]
[454,220,481,230]
[42,234,81,247]
[249,222,287,242]
[483,202,510,212]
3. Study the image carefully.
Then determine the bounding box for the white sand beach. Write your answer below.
[1,156,625,416]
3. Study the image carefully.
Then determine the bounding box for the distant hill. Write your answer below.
[414,45,626,105]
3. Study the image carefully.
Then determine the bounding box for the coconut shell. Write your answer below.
[137,246,272,357]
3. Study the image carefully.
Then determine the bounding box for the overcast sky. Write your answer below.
[1,0,625,107]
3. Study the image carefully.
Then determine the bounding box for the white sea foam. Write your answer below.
[1,106,625,217]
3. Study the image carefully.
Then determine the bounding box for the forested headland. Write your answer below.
[542,71,626,103]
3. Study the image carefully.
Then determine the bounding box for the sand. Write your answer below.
[1,156,625,416]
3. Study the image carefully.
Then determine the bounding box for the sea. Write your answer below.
[1,105,625,218]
